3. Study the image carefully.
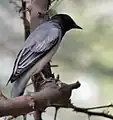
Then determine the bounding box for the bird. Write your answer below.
[7,14,82,97]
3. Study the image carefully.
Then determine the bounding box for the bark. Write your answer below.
[29,1,52,119]
[30,0,50,32]
[21,0,30,39]
[0,81,80,117]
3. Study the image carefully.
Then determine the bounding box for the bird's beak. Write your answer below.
[75,24,83,29]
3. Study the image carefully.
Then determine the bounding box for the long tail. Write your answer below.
[11,75,30,97]
[6,74,16,86]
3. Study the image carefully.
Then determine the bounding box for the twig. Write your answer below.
[88,115,91,120]
[21,0,30,40]
[51,65,59,67]
[54,107,59,120]
[71,104,113,119]
[56,74,60,80]
[69,81,81,90]
[51,103,113,119]
[85,104,113,110]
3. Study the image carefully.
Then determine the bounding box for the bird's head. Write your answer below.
[51,14,82,32]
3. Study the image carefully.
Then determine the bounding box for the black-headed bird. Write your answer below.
[7,14,82,97]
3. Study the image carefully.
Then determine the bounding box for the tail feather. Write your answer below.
[11,80,24,97]
[6,74,17,86]
[11,74,29,97]
[6,80,10,86]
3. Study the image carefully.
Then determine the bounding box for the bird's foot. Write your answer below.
[40,78,53,86]
[40,72,46,80]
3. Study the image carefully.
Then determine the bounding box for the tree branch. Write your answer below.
[30,0,50,32]
[21,0,30,39]
[1,80,113,120]
[71,104,113,119]
[85,104,113,110]
[0,80,80,117]
[52,103,113,120]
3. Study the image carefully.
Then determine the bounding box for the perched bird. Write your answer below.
[7,14,82,97]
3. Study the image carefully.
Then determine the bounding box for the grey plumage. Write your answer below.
[8,23,61,83]
[7,14,82,97]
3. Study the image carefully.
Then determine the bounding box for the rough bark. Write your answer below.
[0,81,80,117]
[30,0,50,32]
[21,0,30,39]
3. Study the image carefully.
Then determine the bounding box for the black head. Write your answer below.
[51,14,82,32]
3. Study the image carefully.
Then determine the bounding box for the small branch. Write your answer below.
[85,104,113,110]
[51,103,113,120]
[71,104,113,119]
[21,0,30,39]
[51,65,59,67]
[54,107,59,120]
[69,81,81,90]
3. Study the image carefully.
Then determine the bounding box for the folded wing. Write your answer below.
[7,26,61,84]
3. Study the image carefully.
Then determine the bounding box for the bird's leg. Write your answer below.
[40,72,46,80]
[40,72,52,82]
[39,72,53,86]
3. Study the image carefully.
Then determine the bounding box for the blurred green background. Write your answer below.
[0,0,113,120]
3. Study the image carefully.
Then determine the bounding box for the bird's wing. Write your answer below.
[7,26,61,84]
